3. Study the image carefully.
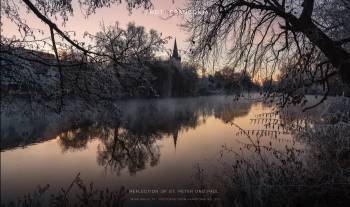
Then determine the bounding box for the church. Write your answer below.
[170,38,181,65]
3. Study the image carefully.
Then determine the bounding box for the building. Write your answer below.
[170,38,181,65]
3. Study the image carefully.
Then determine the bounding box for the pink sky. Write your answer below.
[2,0,190,59]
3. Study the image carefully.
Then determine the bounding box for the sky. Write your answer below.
[2,0,266,76]
[2,0,191,60]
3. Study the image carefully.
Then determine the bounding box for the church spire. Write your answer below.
[171,38,181,64]
[172,38,179,59]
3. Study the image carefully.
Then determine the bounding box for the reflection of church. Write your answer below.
[170,38,181,65]
[172,130,178,150]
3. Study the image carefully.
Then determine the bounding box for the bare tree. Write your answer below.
[184,0,350,108]
[86,22,169,66]
[1,0,153,52]
[1,0,155,111]
[85,22,169,97]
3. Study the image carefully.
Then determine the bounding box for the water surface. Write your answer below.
[1,95,301,204]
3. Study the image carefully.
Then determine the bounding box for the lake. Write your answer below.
[1,95,305,206]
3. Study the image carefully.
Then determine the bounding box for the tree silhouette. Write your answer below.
[184,0,350,107]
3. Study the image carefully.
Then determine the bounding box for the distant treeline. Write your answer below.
[2,47,349,101]
[1,47,259,100]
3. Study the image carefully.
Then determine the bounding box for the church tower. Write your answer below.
[171,38,181,64]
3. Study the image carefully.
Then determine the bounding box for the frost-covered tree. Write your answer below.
[0,0,157,111]
[184,0,350,109]
[88,22,168,66]
[1,0,153,53]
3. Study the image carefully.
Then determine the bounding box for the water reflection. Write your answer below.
[1,96,253,176]
[2,96,349,206]
[0,99,121,150]
[97,127,161,175]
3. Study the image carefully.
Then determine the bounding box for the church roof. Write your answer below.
[172,38,180,59]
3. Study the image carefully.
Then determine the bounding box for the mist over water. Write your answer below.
[1,95,303,205]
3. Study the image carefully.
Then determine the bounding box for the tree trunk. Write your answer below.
[291,18,350,83]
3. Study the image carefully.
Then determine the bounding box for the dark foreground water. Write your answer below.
[1,95,305,206]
